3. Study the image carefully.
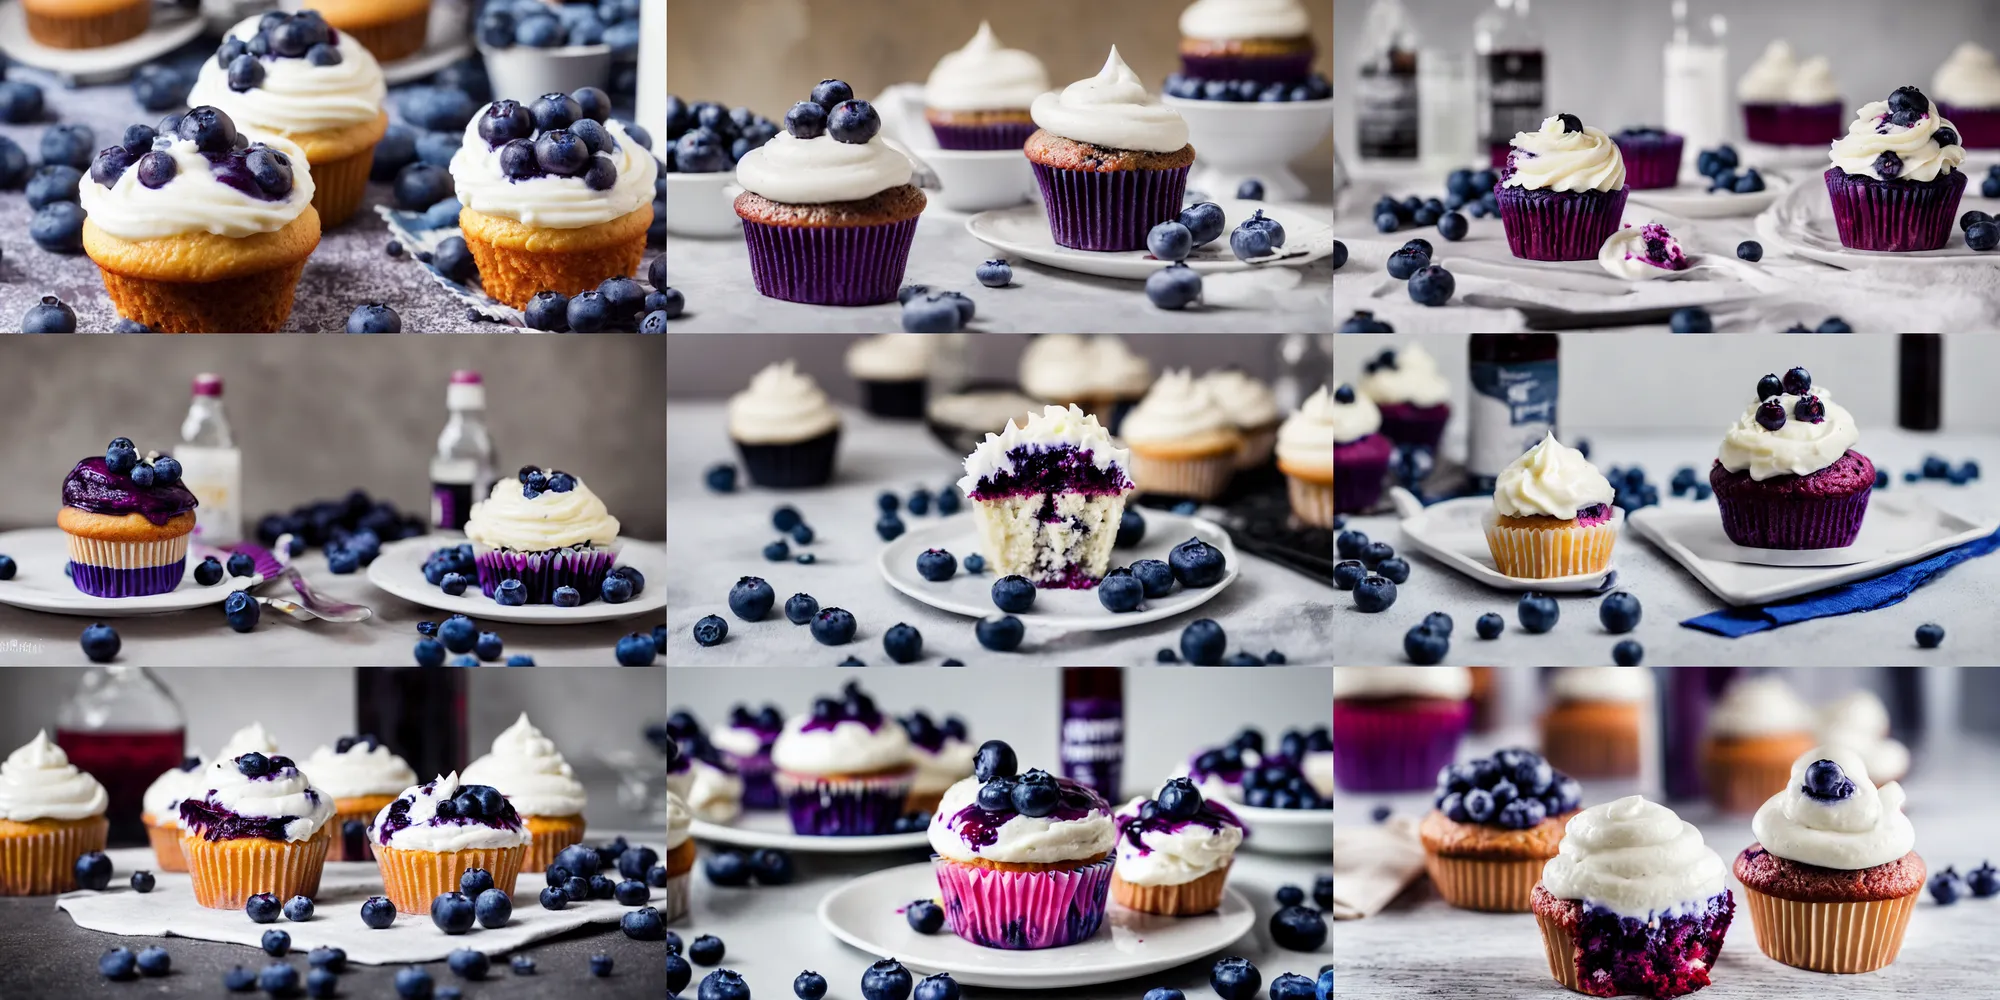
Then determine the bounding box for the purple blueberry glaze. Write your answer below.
[966,445,1133,501]
[1116,798,1241,856]
[62,456,198,525]
[946,777,1108,852]
[374,778,524,846]
[179,792,322,842]
[1570,892,1734,998]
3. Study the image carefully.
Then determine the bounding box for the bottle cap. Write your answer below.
[192,373,223,396]
[450,370,483,385]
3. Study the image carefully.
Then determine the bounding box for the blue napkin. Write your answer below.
[1682,527,2000,637]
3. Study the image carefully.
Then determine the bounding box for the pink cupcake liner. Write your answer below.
[933,854,1114,950]
[1178,51,1316,85]
[1715,485,1871,550]
[1030,162,1190,252]
[1375,402,1450,452]
[1613,135,1685,189]
[1939,104,2000,149]
[740,216,919,306]
[1332,698,1471,792]
[1334,433,1393,514]
[928,120,1038,150]
[1742,103,1845,145]
[472,546,618,604]
[1497,185,1629,261]
[1824,167,1969,252]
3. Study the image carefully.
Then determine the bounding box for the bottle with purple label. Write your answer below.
[429,370,497,532]
[1059,668,1125,799]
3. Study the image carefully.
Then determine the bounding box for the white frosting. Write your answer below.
[727,360,843,445]
[372,772,530,852]
[733,131,913,205]
[928,774,1117,864]
[1752,746,1915,870]
[193,753,333,842]
[1541,796,1726,917]
[458,713,588,818]
[771,715,912,776]
[1197,370,1281,429]
[1738,41,1799,103]
[1598,225,1690,281]
[464,475,620,552]
[1325,385,1379,448]
[78,133,316,241]
[1707,675,1817,738]
[1816,692,1911,783]
[143,759,205,821]
[1491,432,1615,520]
[666,768,692,801]
[1018,334,1153,401]
[449,109,657,229]
[911,735,977,797]
[187,15,385,135]
[667,791,692,851]
[687,757,743,824]
[1112,795,1243,886]
[0,731,109,823]
[1119,368,1236,445]
[1094,337,1155,396]
[708,723,774,761]
[1359,344,1452,408]
[956,404,1133,497]
[1029,47,1190,154]
[1788,57,1841,105]
[1935,43,2000,109]
[219,722,280,758]
[1302,750,1333,799]
[1179,0,1312,40]
[1829,99,1965,183]
[1549,667,1653,704]
[924,21,1050,112]
[1716,384,1860,481]
[845,333,933,381]
[1332,666,1472,701]
[1503,116,1627,193]
[300,741,416,800]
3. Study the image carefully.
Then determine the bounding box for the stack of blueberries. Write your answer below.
[1434,748,1583,830]
[254,490,427,572]
[1693,144,1765,195]
[1161,71,1331,104]
[664,96,779,172]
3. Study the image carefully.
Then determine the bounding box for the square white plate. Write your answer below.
[1388,488,1623,594]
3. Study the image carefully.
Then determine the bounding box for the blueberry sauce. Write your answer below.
[179,788,323,843]
[374,779,523,846]
[1575,503,1613,527]
[63,457,198,525]
[801,699,883,734]
[946,777,1107,851]
[1117,799,1242,856]
[966,446,1133,501]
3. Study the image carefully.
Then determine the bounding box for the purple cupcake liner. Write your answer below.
[1179,51,1316,85]
[1613,135,1685,190]
[777,772,912,836]
[933,854,1113,950]
[1742,103,1845,146]
[735,426,841,489]
[1375,402,1450,452]
[720,752,779,810]
[1497,184,1630,261]
[473,546,618,604]
[69,558,186,598]
[1332,698,1471,792]
[928,120,1038,150]
[740,215,919,306]
[1824,167,1969,253]
[859,380,927,419]
[1030,161,1190,252]
[1715,485,1871,550]
[1334,433,1393,514]
[1940,104,2000,148]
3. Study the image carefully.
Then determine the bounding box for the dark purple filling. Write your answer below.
[62,456,198,525]
[947,777,1108,852]
[1572,893,1734,998]
[967,445,1133,500]
[1575,503,1613,527]
[374,786,524,846]
[1117,799,1242,856]
[179,790,322,842]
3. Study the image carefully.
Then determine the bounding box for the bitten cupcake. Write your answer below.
[462,467,621,604]
[1824,86,1968,253]
[728,361,844,489]
[146,721,281,871]
[1611,127,1685,190]
[1111,776,1242,916]
[1734,748,1923,974]
[1534,796,1733,997]
[900,712,975,815]
[79,107,321,333]
[1497,114,1629,262]
[665,790,693,923]
[1423,747,1583,912]
[929,739,1116,950]
[1540,668,1650,779]
[708,705,784,810]
[1277,385,1338,526]
[460,713,588,873]
[300,734,415,863]
[0,731,109,896]
[1358,344,1452,452]
[300,0,430,65]
[1935,43,2000,148]
[1197,369,1282,470]
[772,682,915,837]
[22,0,149,49]
[1738,42,1845,146]
[1816,691,1911,784]
[179,751,334,910]
[923,21,1050,150]
[1708,367,1874,550]
[370,772,529,914]
[1483,432,1618,579]
[958,404,1136,589]
[1026,48,1195,252]
[1332,667,1473,792]
[59,439,198,598]
[1177,0,1316,85]
[1018,334,1155,431]
[1699,675,1817,814]
[1118,369,1242,502]
[845,334,934,420]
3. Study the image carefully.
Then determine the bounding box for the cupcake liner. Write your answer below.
[96,258,309,333]
[1740,884,1918,974]
[24,1,149,48]
[667,838,696,879]
[1178,52,1316,85]
[721,754,780,810]
[473,544,619,605]
[63,531,190,598]
[0,816,108,895]
[1539,704,1642,778]
[1824,168,1969,253]
[1940,104,2000,149]
[929,121,1040,150]
[1713,481,1871,550]
[308,141,378,230]
[1129,450,1237,501]
[374,843,527,915]
[1612,136,1686,190]
[664,871,690,923]
[775,770,914,837]
[521,813,586,874]
[1743,103,1845,146]
[1700,741,1807,813]
[1374,402,1450,452]
[859,380,928,419]
[734,426,842,490]
[1331,697,1471,792]
[933,854,1114,949]
[1111,863,1230,916]
[1536,888,1735,998]
[1284,473,1336,528]
[1484,514,1618,579]
[459,214,652,309]
[1233,423,1280,470]
[1334,433,1393,514]
[1030,162,1191,252]
[740,216,919,306]
[332,6,431,64]
[1424,852,1545,912]
[1497,185,1630,261]
[181,826,332,910]
[326,796,395,862]
[1536,908,1591,993]
[144,817,188,873]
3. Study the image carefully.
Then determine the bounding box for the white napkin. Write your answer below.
[1331,816,1426,920]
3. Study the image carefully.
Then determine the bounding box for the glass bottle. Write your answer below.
[1898,334,1943,431]
[356,669,469,786]
[430,370,498,532]
[1059,668,1125,800]
[1355,0,1421,160]
[176,373,242,546]
[55,669,186,847]
[1473,0,1546,168]
[1466,334,1561,493]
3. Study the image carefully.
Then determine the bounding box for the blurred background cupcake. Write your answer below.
[1539,667,1652,778]
[1118,369,1241,502]
[1699,674,1817,813]
[923,21,1050,150]
[1330,385,1388,516]
[727,360,843,489]
[1816,690,1910,785]
[301,0,432,65]
[1197,368,1281,471]
[1935,42,2000,148]
[1357,344,1451,453]
[1277,384,1335,527]
[845,334,935,419]
[23,0,150,49]
[1332,666,1472,792]
[1176,0,1315,84]
[1018,334,1155,433]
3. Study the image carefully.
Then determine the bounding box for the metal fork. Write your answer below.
[242,537,373,623]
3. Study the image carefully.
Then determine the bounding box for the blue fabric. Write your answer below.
[1682,527,2000,637]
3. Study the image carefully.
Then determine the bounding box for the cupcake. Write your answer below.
[1816,691,1910,784]
[732,84,923,306]
[299,733,414,864]
[708,705,784,810]
[22,0,149,49]
[957,404,1137,590]
[78,107,321,333]
[450,98,658,307]
[923,21,1050,150]
[772,682,915,836]
[0,731,109,896]
[462,467,621,604]
[1708,367,1874,550]
[1110,777,1243,916]
[179,751,334,910]
[1610,127,1685,190]
[1699,675,1817,814]
[1279,385,1339,525]
[1423,747,1582,912]
[1734,748,1922,974]
[928,739,1116,949]
[684,742,744,825]
[1497,114,1630,262]
[1534,796,1734,997]
[1332,667,1473,792]
[1177,0,1316,85]
[1018,334,1155,431]
[1118,369,1242,501]
[900,712,974,815]
[370,772,529,915]
[1196,369,1282,470]
[143,722,281,873]
[1026,48,1195,252]
[1540,667,1651,779]
[846,334,934,420]
[1483,432,1618,579]
[1934,43,2000,148]
[666,739,692,800]
[459,713,588,873]
[1299,728,1333,800]
[1824,86,1968,253]
[1738,42,1845,146]
[1358,344,1452,452]
[728,361,844,489]
[187,12,390,229]
[300,0,430,65]
[59,440,199,598]
[665,790,693,923]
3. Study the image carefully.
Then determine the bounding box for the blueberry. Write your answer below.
[261,928,290,956]
[1146,262,1203,310]
[283,894,313,921]
[1179,618,1227,665]
[307,946,345,972]
[129,869,155,893]
[974,615,1024,652]
[1147,220,1194,261]
[1968,862,2000,898]
[810,607,857,645]
[1669,306,1714,333]
[0,80,44,123]
[1970,221,2000,252]
[1230,224,1273,260]
[27,164,82,210]
[1098,572,1144,612]
[79,622,120,663]
[244,891,282,923]
[691,614,728,647]
[615,631,658,665]
[883,622,923,663]
[1211,957,1262,1000]
[1408,264,1455,306]
[1169,536,1227,587]
[1599,591,1641,633]
[1124,558,1173,599]
[875,513,907,540]
[901,293,963,332]
[1437,211,1468,241]
[991,575,1035,613]
[1610,638,1644,665]
[862,958,915,1000]
[1815,317,1853,333]
[1518,592,1560,633]
[1374,211,1401,233]
[618,905,664,941]
[827,99,881,143]
[973,740,1019,781]
[431,235,477,283]
[1917,623,1945,648]
[1404,624,1449,664]
[359,895,396,928]
[1179,201,1226,246]
[1385,246,1430,280]
[31,201,87,254]
[795,971,830,1000]
[1930,868,1966,905]
[915,548,957,582]
[100,948,137,981]
[812,79,855,110]
[132,64,190,111]
[905,898,945,933]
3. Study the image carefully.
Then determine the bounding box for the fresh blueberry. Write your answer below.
[810,607,857,645]
[1129,558,1174,598]
[795,971,830,1000]
[1970,221,2000,252]
[703,849,750,886]
[1737,240,1764,262]
[1404,624,1449,664]
[915,548,957,582]
[73,850,112,891]
[27,164,82,209]
[31,201,87,254]
[1211,957,1262,1000]
[974,615,1024,652]
[692,614,728,647]
[827,99,881,143]
[283,895,314,921]
[1147,220,1194,261]
[359,895,396,928]
[883,622,923,663]
[1917,623,1945,648]
[976,258,1013,287]
[1168,536,1227,587]
[991,575,1035,613]
[0,81,44,123]
[1519,592,1560,633]
[861,958,914,1000]
[1098,571,1144,612]
[260,929,290,956]
[99,948,138,981]
[1230,224,1273,260]
[1179,618,1227,665]
[901,293,963,332]
[432,236,477,283]
[1437,211,1468,241]
[79,622,120,663]
[1408,263,1456,306]
[1930,867,1966,905]
[621,906,666,941]
[245,892,282,923]
[1385,246,1430,280]
[1146,262,1203,309]
[1599,591,1641,633]
[1178,202,1226,246]
[812,79,856,110]
[1669,306,1714,333]
[749,848,794,885]
[615,631,658,665]
[1352,575,1397,614]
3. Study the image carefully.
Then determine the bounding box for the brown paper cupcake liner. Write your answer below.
[1284,473,1336,528]
[1111,863,1230,915]
[332,6,431,64]
[1424,851,1546,912]
[143,816,188,873]
[98,259,309,333]
[1129,450,1237,501]
[375,843,526,915]
[1539,709,1642,778]
[25,1,150,49]
[461,225,650,308]
[0,816,109,895]
[664,872,690,923]
[181,826,332,910]
[521,814,586,874]
[1700,752,1797,814]
[1740,884,1918,973]
[1535,909,1588,992]
[308,142,378,229]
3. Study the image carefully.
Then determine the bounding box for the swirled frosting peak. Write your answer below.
[1816,691,1911,783]
[727,360,843,445]
[925,21,1051,112]
[1360,345,1452,407]
[1030,46,1190,153]
[187,14,386,136]
[1829,95,1965,182]
[1119,368,1235,445]
[1542,796,1725,916]
[1935,43,2000,109]
[735,130,912,205]
[1708,675,1816,738]
[463,471,619,552]
[1738,41,1799,103]
[1279,385,1336,473]
[1503,115,1627,193]
[301,737,416,800]
[1491,432,1614,520]
[371,772,530,852]
[1717,383,1860,481]
[0,730,109,822]
[460,713,587,817]
[179,752,332,843]
[1179,0,1312,40]
[1753,746,1914,870]
[78,122,315,241]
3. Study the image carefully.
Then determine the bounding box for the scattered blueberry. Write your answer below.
[1917,623,1945,649]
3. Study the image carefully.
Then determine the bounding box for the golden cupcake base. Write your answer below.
[181,825,333,910]
[458,204,653,308]
[0,816,109,896]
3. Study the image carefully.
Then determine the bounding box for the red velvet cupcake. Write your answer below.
[1824,87,1969,253]
[1497,113,1630,262]
[1331,385,1390,514]
[1710,366,1872,550]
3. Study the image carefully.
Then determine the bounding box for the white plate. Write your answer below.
[1231,803,1334,855]
[0,527,264,617]
[364,535,667,624]
[0,2,206,82]
[965,199,1334,279]
[1626,172,1789,218]
[817,862,1255,988]
[1757,174,2000,267]
[689,811,930,854]
[1389,489,1623,593]
[1627,493,1995,606]
[876,512,1239,631]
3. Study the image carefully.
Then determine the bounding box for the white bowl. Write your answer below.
[665,170,742,237]
[477,41,612,104]
[1163,96,1334,201]
[920,147,1035,212]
